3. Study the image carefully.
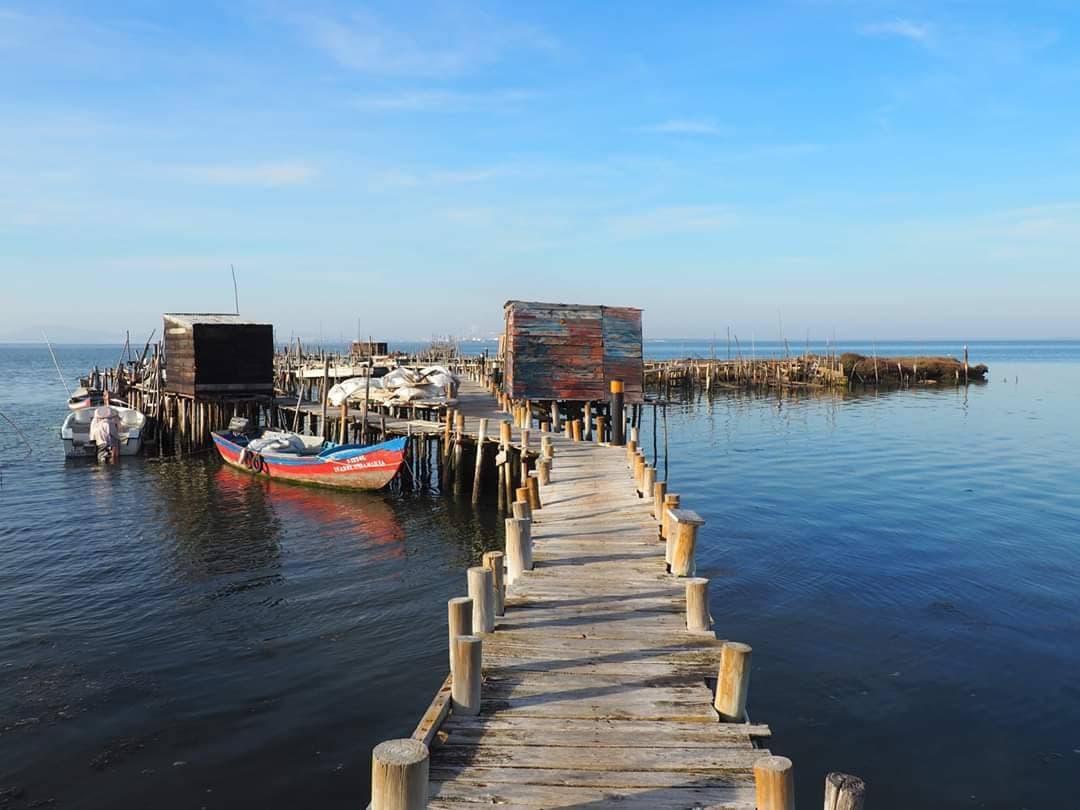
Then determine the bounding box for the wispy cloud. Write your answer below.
[606,205,739,239]
[367,165,521,191]
[170,161,318,187]
[859,19,932,45]
[353,89,533,112]
[291,8,555,78]
[637,119,730,136]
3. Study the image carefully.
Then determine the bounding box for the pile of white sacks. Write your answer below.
[327,365,458,407]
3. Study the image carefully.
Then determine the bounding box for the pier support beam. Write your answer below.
[451,635,483,716]
[669,509,704,577]
[466,567,495,633]
[686,578,711,631]
[610,380,625,446]
[714,641,752,722]
[447,597,472,676]
[824,772,866,810]
[505,517,532,583]
[483,551,505,616]
[371,739,429,810]
[753,756,794,810]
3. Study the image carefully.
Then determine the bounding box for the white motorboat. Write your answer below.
[61,404,146,459]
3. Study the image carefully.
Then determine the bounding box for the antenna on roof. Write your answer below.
[230,264,240,315]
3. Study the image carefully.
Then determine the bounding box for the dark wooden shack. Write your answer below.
[163,314,274,398]
[503,301,644,403]
[351,340,389,357]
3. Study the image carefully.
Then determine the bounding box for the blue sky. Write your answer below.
[2,1,1078,342]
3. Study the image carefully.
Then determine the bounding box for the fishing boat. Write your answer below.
[211,422,407,491]
[61,404,146,458]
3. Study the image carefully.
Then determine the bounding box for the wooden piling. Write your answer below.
[447,597,473,675]
[824,772,866,810]
[669,508,704,577]
[653,480,667,523]
[526,475,541,510]
[595,414,606,444]
[466,567,495,634]
[662,493,681,561]
[471,418,488,505]
[483,551,505,616]
[686,577,711,631]
[714,641,752,722]
[451,636,482,716]
[371,739,429,810]
[753,756,794,810]
[610,380,625,446]
[512,499,532,522]
[537,458,551,486]
[504,517,532,583]
[641,465,655,501]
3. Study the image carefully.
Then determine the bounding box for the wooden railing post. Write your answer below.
[685,577,710,631]
[451,635,482,716]
[595,414,606,443]
[610,380,625,446]
[653,480,667,522]
[527,475,542,510]
[537,458,551,486]
[641,465,655,500]
[661,493,681,563]
[512,500,530,521]
[371,738,429,810]
[668,508,704,577]
[714,641,752,722]
[825,772,866,810]
[753,755,794,810]
[447,597,472,675]
[514,486,532,521]
[483,551,505,617]
[471,418,488,505]
[466,567,495,633]
[505,517,532,583]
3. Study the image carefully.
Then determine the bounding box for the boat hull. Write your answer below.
[63,435,143,458]
[212,433,406,491]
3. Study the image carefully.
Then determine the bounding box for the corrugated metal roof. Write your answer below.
[163,313,270,327]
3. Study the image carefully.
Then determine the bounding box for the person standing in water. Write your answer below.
[89,405,120,463]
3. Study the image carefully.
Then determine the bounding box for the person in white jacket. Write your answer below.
[89,406,120,462]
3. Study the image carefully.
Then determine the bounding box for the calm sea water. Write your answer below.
[1,341,1078,808]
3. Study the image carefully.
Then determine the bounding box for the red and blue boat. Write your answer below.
[211,428,407,491]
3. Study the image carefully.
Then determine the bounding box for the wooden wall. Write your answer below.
[504,302,643,403]
[164,317,273,397]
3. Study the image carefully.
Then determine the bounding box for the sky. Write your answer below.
[1,0,1079,342]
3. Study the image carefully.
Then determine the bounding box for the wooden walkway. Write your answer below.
[399,385,772,808]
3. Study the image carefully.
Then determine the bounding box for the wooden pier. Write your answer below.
[370,384,864,809]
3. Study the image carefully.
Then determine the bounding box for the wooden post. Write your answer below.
[483,551,505,616]
[371,738,429,810]
[714,641,752,722]
[448,597,472,675]
[512,499,532,522]
[686,578,710,631]
[669,508,704,577]
[505,517,532,583]
[753,756,794,810]
[824,772,866,810]
[451,635,482,716]
[526,475,541,510]
[453,411,466,495]
[583,401,592,441]
[653,480,667,522]
[319,355,330,440]
[471,418,488,505]
[339,401,347,444]
[641,465,655,501]
[499,421,513,510]
[563,420,572,439]
[540,436,553,460]
[550,400,561,432]
[626,439,637,463]
[595,414,606,444]
[610,380,625,446]
[466,567,495,633]
[662,493,681,561]
[537,458,551,486]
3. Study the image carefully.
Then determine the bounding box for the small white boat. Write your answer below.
[61,404,146,459]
